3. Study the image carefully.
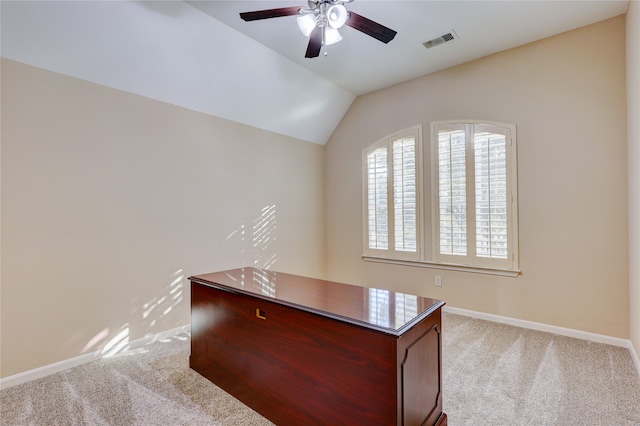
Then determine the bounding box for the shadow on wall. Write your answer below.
[225,204,278,271]
[80,269,186,358]
[79,204,278,358]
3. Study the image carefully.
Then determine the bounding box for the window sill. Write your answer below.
[362,256,521,277]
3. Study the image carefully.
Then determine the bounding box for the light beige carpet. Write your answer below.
[2,313,639,425]
[443,314,640,425]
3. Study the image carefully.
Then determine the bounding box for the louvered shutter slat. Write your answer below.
[474,131,508,259]
[438,130,467,256]
[393,137,417,252]
[367,147,388,250]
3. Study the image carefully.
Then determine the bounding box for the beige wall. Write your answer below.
[2,12,635,380]
[0,59,326,377]
[628,1,640,358]
[325,17,629,338]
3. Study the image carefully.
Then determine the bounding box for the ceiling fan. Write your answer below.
[239,0,397,58]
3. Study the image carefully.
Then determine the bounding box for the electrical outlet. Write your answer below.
[435,276,442,287]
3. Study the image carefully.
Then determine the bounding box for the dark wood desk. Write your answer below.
[190,268,446,426]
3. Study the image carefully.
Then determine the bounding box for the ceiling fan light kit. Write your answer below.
[324,27,343,46]
[240,0,397,58]
[296,14,317,37]
[326,4,348,28]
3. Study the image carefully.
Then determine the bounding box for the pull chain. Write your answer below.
[322,26,328,56]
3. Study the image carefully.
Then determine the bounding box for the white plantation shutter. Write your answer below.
[434,121,517,270]
[474,128,508,259]
[393,137,417,252]
[438,129,467,256]
[364,128,421,260]
[363,121,517,273]
[367,147,388,250]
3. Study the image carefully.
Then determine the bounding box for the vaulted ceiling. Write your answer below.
[1,1,629,144]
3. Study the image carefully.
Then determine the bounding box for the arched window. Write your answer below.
[363,121,519,275]
[363,126,422,261]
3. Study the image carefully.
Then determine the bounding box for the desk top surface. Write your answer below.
[189,268,444,335]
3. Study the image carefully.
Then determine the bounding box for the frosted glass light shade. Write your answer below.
[297,14,317,37]
[327,5,348,28]
[325,27,342,45]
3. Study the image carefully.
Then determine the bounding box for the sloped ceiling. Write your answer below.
[1,1,629,145]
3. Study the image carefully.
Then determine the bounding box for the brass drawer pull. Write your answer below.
[256,308,266,319]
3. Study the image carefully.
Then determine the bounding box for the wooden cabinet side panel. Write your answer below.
[190,283,399,425]
[399,309,443,426]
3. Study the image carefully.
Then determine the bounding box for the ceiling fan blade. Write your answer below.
[240,7,301,22]
[305,26,322,58]
[345,11,397,44]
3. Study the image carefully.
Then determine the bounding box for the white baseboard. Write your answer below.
[443,306,630,348]
[630,341,640,377]
[0,324,190,390]
[4,313,639,389]
[0,351,102,391]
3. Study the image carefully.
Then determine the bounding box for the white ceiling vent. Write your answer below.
[423,30,458,49]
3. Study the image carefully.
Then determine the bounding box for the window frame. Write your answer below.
[362,120,519,276]
[362,126,423,262]
[432,120,519,272]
